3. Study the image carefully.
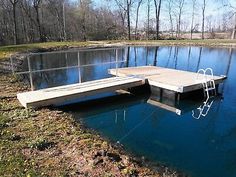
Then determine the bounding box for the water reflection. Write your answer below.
[13,46,234,92]
[15,48,127,90]
[192,98,214,119]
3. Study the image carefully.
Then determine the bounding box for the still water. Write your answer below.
[17,46,236,177]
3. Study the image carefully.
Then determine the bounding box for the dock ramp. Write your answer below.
[17,76,144,108]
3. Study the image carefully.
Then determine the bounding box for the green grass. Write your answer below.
[0,41,91,60]
[0,114,39,176]
[0,39,235,60]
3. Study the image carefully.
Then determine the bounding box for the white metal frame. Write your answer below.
[192,68,216,119]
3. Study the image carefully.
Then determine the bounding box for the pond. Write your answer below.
[16,46,236,177]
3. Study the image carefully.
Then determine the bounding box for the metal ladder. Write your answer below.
[192,68,216,119]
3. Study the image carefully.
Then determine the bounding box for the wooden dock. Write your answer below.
[109,66,226,93]
[17,66,226,109]
[17,77,144,108]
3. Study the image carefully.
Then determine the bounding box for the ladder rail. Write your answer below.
[205,68,214,80]
[196,69,207,82]
[192,68,216,119]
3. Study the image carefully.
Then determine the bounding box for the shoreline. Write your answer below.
[0,39,236,61]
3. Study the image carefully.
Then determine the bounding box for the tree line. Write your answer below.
[0,0,235,46]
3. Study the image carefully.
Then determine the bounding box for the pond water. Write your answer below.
[17,46,236,177]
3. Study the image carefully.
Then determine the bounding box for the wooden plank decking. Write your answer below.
[109,66,226,93]
[17,76,145,108]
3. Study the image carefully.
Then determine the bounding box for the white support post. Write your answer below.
[27,55,34,91]
[78,52,82,83]
[116,49,118,77]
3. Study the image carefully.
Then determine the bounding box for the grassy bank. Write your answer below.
[0,39,235,60]
[1,73,171,176]
[0,41,91,60]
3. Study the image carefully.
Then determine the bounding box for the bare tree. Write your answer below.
[201,0,206,39]
[78,0,93,41]
[114,3,127,35]
[134,0,143,40]
[166,0,174,38]
[190,0,197,39]
[218,0,236,39]
[114,0,133,40]
[9,0,19,44]
[176,0,185,39]
[0,0,126,45]
[153,0,162,39]
[33,0,46,42]
[62,1,66,41]
[147,0,151,39]
[126,0,132,40]
[228,4,236,39]
[0,0,11,44]
[47,0,64,40]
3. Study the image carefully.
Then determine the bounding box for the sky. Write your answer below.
[71,0,236,31]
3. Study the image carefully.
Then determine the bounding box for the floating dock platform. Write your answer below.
[109,66,226,93]
[17,66,226,108]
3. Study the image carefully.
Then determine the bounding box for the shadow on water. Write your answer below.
[13,46,236,177]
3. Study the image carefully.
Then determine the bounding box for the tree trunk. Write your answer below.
[147,0,150,40]
[12,3,18,44]
[167,0,173,38]
[34,0,45,42]
[178,13,181,39]
[62,2,66,41]
[9,0,19,44]
[190,0,196,40]
[20,7,29,43]
[177,0,185,40]
[135,0,142,40]
[154,0,162,39]
[35,7,43,42]
[127,0,131,40]
[201,0,206,40]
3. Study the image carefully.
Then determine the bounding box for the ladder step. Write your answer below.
[205,88,215,91]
